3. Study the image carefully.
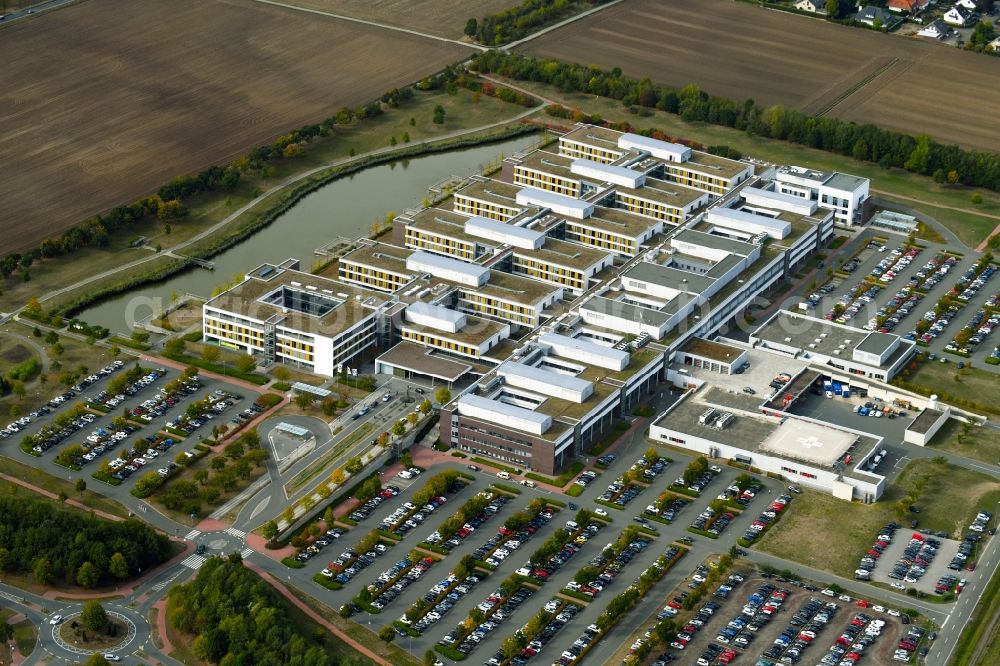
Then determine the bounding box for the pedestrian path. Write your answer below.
[184,529,201,540]
[180,554,207,570]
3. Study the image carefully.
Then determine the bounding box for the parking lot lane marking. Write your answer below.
[894,456,910,471]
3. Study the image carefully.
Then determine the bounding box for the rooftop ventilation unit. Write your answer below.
[699,408,717,426]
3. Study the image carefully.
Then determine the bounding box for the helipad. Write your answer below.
[760,418,857,467]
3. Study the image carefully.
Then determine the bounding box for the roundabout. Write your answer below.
[49,607,141,658]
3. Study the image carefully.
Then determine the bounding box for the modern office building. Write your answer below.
[556,125,754,195]
[774,165,871,227]
[750,311,917,381]
[338,241,416,293]
[440,331,664,474]
[203,260,394,377]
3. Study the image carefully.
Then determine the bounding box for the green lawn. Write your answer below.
[500,79,1000,248]
[756,459,1000,577]
[927,418,1000,466]
[893,357,1000,415]
[0,454,130,519]
[0,607,37,658]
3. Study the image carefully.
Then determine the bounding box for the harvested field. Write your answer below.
[275,0,515,38]
[0,0,468,256]
[518,0,1000,151]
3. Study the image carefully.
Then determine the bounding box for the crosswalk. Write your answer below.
[241,547,254,560]
[0,590,23,604]
[225,527,247,539]
[180,554,207,570]
[184,529,201,541]
[152,573,180,592]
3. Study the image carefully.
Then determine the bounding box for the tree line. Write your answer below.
[465,0,612,46]
[0,493,172,588]
[469,51,1000,193]
[168,555,366,665]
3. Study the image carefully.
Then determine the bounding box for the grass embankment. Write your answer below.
[285,422,375,496]
[3,87,532,317]
[928,418,1000,465]
[893,359,999,416]
[0,607,37,658]
[950,559,1000,665]
[495,79,1000,248]
[0,321,116,419]
[0,455,130,519]
[756,459,1000,577]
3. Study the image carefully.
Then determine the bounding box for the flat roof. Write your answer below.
[907,408,945,435]
[205,265,387,337]
[521,238,610,271]
[574,205,661,239]
[401,314,507,345]
[581,296,672,326]
[857,332,898,356]
[516,187,595,218]
[825,172,868,192]
[671,228,758,257]
[406,208,491,246]
[662,150,751,180]
[760,418,858,467]
[340,242,414,275]
[408,250,491,286]
[516,150,576,177]
[615,177,705,209]
[754,311,897,365]
[624,262,717,294]
[466,216,545,249]
[467,270,561,306]
[560,125,627,151]
[376,341,472,383]
[681,338,745,364]
[456,179,523,206]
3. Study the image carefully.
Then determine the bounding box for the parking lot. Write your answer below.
[868,532,961,595]
[810,233,1000,370]
[0,363,253,499]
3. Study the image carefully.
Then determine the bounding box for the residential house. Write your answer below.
[988,36,1000,51]
[917,19,955,38]
[795,0,824,12]
[955,0,979,10]
[943,5,976,25]
[888,0,931,13]
[855,5,893,26]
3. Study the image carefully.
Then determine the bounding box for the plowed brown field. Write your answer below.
[519,0,1000,152]
[0,0,467,254]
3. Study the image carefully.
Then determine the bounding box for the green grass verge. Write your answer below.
[313,573,343,590]
[594,499,624,511]
[470,456,520,474]
[524,461,585,487]
[282,557,305,569]
[162,351,268,385]
[435,644,466,661]
[566,484,584,497]
[491,482,522,495]
[950,556,1000,665]
[108,336,150,351]
[687,527,718,539]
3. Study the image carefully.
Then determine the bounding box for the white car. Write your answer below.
[103,656,121,663]
[890,582,906,590]
[49,614,63,625]
[593,508,609,517]
[397,470,413,479]
[887,608,901,617]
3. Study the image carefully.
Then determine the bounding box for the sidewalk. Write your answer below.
[246,563,389,665]
[142,354,268,394]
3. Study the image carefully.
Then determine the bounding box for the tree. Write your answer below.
[75,478,87,492]
[418,399,432,415]
[109,552,129,580]
[432,104,446,124]
[401,450,413,469]
[295,392,314,410]
[33,556,53,585]
[330,468,346,485]
[391,420,406,437]
[81,600,108,632]
[262,520,279,543]
[273,366,291,381]
[972,193,984,205]
[464,17,478,37]
[407,412,419,425]
[194,469,210,485]
[201,345,221,364]
[164,337,185,356]
[424,648,438,666]
[235,354,256,374]
[345,456,363,475]
[435,386,451,405]
[378,625,395,643]
[825,0,841,18]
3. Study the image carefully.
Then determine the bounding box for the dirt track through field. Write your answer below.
[518,0,1000,152]
[0,0,467,255]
